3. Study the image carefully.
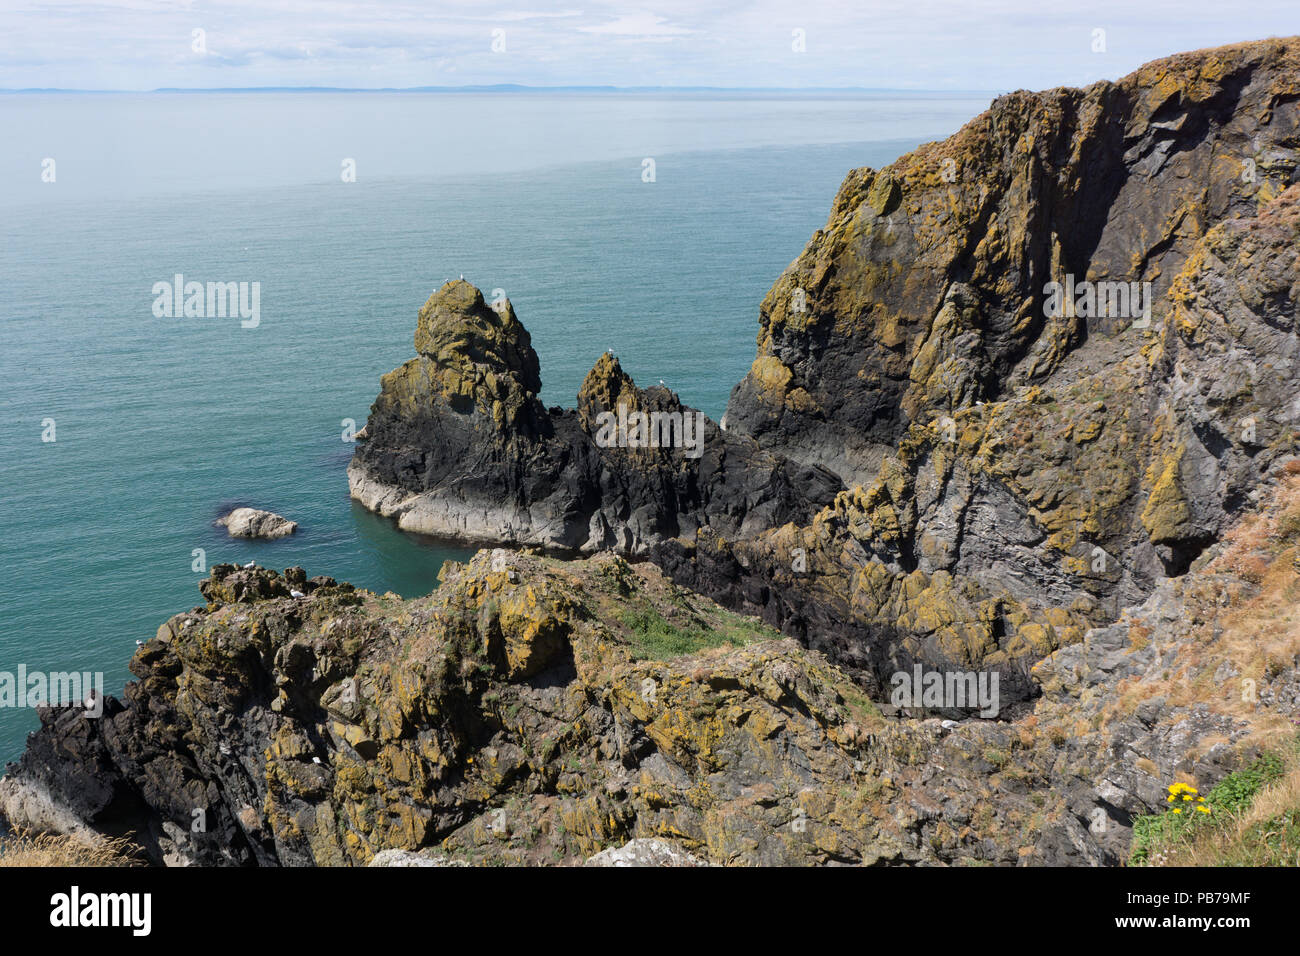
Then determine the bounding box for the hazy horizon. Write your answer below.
[4,2,1297,94]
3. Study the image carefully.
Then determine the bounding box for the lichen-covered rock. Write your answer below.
[350,42,1300,704]
[657,182,1300,699]
[654,40,1300,697]
[5,475,1298,866]
[348,280,841,553]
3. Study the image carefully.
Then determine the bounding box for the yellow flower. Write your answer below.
[1183,795,1193,801]
[1196,806,1210,814]
[1173,808,1182,814]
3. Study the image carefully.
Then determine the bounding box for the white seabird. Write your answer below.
[290,589,306,599]
[243,561,256,569]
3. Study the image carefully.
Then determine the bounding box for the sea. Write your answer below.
[0,89,990,763]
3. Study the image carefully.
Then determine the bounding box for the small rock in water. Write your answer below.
[217,507,298,540]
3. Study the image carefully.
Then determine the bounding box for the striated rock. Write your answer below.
[657,181,1300,699]
[725,38,1300,479]
[652,40,1300,696]
[216,507,298,539]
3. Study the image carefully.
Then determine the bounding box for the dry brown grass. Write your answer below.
[0,828,139,867]
[1096,475,1300,756]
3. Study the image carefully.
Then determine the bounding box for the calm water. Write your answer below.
[0,91,988,762]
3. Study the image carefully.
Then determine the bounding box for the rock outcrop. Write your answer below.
[674,38,1300,681]
[350,40,1300,703]
[348,281,841,554]
[217,507,298,539]
[4,473,1299,865]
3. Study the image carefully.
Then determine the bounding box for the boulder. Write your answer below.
[216,507,298,539]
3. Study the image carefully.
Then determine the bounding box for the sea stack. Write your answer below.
[346,279,839,553]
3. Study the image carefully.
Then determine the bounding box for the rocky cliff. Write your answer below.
[5,37,1300,866]
[675,37,1300,695]
[347,280,841,554]
[3,473,1298,865]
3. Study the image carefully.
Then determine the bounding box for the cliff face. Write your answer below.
[726,38,1300,481]
[351,39,1300,704]
[659,39,1300,696]
[659,188,1300,699]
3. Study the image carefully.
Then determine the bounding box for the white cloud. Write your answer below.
[0,1,1296,90]
[578,13,693,37]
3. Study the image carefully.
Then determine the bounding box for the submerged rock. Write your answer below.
[216,507,298,539]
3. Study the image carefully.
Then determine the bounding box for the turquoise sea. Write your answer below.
[0,91,989,763]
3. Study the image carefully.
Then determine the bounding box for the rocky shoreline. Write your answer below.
[3,36,1300,866]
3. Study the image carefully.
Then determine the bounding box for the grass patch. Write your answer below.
[617,606,761,661]
[1129,747,1293,866]
[0,828,139,867]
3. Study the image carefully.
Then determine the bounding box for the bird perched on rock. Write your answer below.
[290,589,306,599]
[242,560,256,569]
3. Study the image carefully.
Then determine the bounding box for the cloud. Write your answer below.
[577,12,693,38]
[0,0,1297,90]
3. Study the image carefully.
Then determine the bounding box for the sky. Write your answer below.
[1,1,1296,92]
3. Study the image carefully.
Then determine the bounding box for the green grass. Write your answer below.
[617,606,762,660]
[1226,807,1300,865]
[1129,751,1288,866]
